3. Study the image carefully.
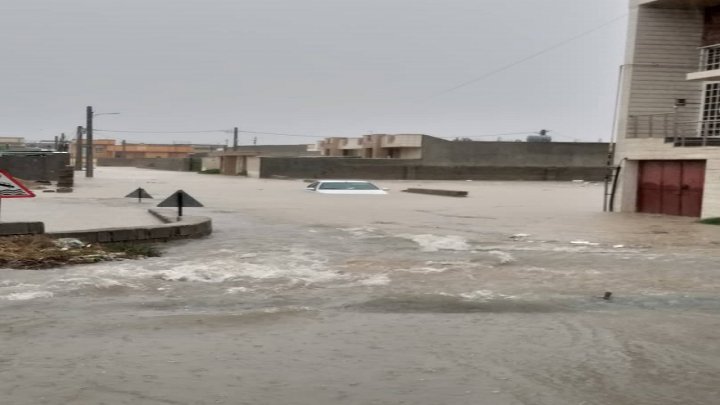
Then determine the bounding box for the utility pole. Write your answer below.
[59,133,67,151]
[233,127,238,151]
[75,126,84,170]
[86,106,94,178]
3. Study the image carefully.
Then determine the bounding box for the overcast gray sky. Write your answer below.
[0,0,628,145]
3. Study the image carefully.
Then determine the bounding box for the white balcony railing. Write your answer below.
[627,113,720,146]
[700,44,720,71]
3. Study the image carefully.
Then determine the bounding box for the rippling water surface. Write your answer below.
[2,169,719,405]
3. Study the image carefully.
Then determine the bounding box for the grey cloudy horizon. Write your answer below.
[1,0,628,146]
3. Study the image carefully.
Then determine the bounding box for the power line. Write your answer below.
[431,14,628,97]
[236,130,325,138]
[95,129,227,134]
[94,128,327,138]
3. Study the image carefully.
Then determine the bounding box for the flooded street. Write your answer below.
[2,168,720,404]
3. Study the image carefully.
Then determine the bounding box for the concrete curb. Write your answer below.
[0,222,45,236]
[46,209,212,243]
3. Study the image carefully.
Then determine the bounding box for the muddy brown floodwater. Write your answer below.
[1,168,720,404]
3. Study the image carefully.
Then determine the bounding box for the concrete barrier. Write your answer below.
[0,222,45,236]
[47,209,212,243]
[402,188,469,197]
[258,157,608,181]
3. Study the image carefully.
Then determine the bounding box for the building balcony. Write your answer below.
[687,44,720,81]
[627,113,720,146]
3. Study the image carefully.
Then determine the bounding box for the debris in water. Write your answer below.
[602,292,612,300]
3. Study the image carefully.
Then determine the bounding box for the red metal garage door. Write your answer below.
[637,160,706,217]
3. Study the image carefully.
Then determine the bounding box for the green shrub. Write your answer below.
[699,217,720,225]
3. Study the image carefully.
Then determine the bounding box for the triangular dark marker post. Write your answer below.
[125,187,153,203]
[157,190,204,221]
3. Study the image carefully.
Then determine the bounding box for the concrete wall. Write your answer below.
[97,158,193,171]
[0,153,71,181]
[201,157,220,171]
[247,157,261,178]
[258,157,607,181]
[399,148,422,159]
[420,137,610,167]
[260,158,412,179]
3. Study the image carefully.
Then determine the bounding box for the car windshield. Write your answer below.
[318,181,379,190]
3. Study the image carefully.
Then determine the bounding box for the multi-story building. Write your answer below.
[317,134,424,159]
[614,0,720,218]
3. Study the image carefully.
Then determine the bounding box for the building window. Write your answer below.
[703,46,720,71]
[702,82,720,136]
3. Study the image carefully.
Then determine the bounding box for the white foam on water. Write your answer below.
[56,276,139,290]
[488,250,515,265]
[356,274,391,286]
[338,227,381,239]
[24,247,356,294]
[521,266,551,273]
[225,286,249,294]
[237,262,345,284]
[2,291,54,301]
[398,234,471,252]
[259,306,314,314]
[570,240,600,246]
[94,247,346,287]
[0,281,39,289]
[154,262,243,283]
[398,266,449,274]
[335,273,392,288]
[458,290,516,301]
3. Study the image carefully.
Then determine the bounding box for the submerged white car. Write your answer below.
[305,180,387,195]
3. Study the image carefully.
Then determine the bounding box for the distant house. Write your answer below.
[69,139,202,160]
[613,0,720,218]
[211,145,320,177]
[0,137,25,150]
[111,143,195,159]
[318,134,423,159]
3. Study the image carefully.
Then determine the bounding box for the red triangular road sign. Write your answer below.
[0,170,35,198]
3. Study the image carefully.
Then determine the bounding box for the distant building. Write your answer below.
[0,137,25,150]
[210,144,320,177]
[215,134,609,180]
[175,143,225,154]
[317,134,424,159]
[69,139,213,160]
[111,143,195,159]
[613,0,720,218]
